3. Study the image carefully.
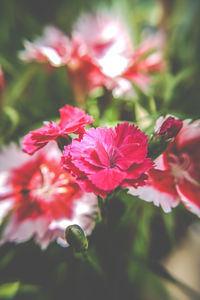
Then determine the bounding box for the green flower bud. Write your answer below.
[65,224,88,252]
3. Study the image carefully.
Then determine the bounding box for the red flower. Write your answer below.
[0,142,97,249]
[129,120,200,216]
[62,123,153,197]
[22,105,94,155]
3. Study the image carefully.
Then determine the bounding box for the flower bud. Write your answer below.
[157,116,183,139]
[148,116,183,160]
[65,224,88,252]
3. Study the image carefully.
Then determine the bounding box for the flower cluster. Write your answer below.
[0,102,156,248]
[19,11,164,101]
[0,8,199,255]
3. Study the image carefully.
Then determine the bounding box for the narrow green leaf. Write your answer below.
[5,65,40,106]
[0,282,20,299]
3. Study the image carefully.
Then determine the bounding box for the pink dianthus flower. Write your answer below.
[22,105,94,155]
[62,123,153,197]
[65,36,108,103]
[19,13,165,100]
[0,142,97,249]
[73,13,165,97]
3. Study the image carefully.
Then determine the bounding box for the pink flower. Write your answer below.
[72,11,133,62]
[73,12,164,96]
[0,142,97,249]
[22,105,94,155]
[72,11,134,97]
[19,26,107,101]
[129,119,200,216]
[62,123,153,197]
[119,32,165,95]
[19,26,71,67]
[65,36,108,102]
[19,13,165,99]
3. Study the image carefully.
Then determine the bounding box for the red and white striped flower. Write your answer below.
[129,118,200,217]
[72,11,164,97]
[0,142,97,249]
[19,11,164,100]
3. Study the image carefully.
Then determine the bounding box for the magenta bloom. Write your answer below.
[0,142,97,249]
[129,120,200,217]
[62,123,153,197]
[23,105,94,155]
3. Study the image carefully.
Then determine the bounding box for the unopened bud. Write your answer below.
[157,116,183,139]
[65,224,88,252]
[148,116,183,160]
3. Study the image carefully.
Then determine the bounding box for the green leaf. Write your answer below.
[0,282,20,299]
[1,106,19,140]
[0,56,17,76]
[5,65,40,106]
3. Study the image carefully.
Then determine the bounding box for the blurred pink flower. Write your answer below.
[72,12,165,97]
[73,11,133,62]
[65,36,108,102]
[19,12,165,99]
[22,105,94,155]
[19,26,107,101]
[117,32,165,95]
[62,123,153,197]
[19,26,71,66]
[0,142,97,249]
[129,119,200,216]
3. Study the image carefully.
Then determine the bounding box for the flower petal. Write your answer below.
[176,180,200,217]
[88,168,125,191]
